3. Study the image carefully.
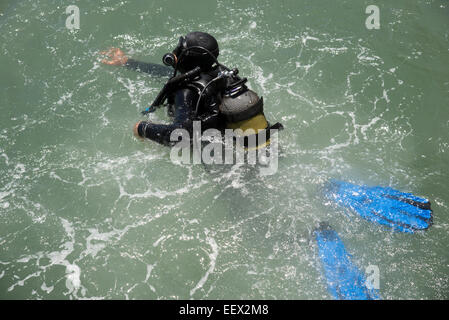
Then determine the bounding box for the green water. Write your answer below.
[1,0,448,299]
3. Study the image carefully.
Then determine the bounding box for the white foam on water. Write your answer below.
[65,264,81,294]
[41,282,54,294]
[300,35,320,46]
[122,183,196,200]
[83,228,117,258]
[145,263,156,282]
[49,171,72,184]
[0,150,9,166]
[382,89,391,103]
[8,218,86,298]
[286,88,315,107]
[55,91,73,106]
[14,163,25,174]
[294,60,317,74]
[152,235,171,247]
[360,116,381,139]
[8,270,43,292]
[0,191,11,202]
[116,76,157,108]
[317,46,348,55]
[190,234,218,297]
[145,263,158,293]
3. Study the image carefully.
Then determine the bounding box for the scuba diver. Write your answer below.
[101,31,282,148]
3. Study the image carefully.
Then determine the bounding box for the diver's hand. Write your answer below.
[133,121,143,139]
[100,48,128,66]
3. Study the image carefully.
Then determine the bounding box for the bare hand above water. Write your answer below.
[100,48,128,66]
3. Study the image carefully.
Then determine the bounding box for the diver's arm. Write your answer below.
[124,59,172,77]
[134,88,197,146]
[101,47,171,77]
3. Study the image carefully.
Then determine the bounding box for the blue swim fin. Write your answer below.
[324,180,433,233]
[314,222,381,300]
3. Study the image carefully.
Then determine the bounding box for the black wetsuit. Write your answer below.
[125,59,225,146]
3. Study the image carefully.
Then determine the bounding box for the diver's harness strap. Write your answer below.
[141,66,202,115]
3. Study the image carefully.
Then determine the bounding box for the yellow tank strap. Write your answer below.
[226,113,268,134]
